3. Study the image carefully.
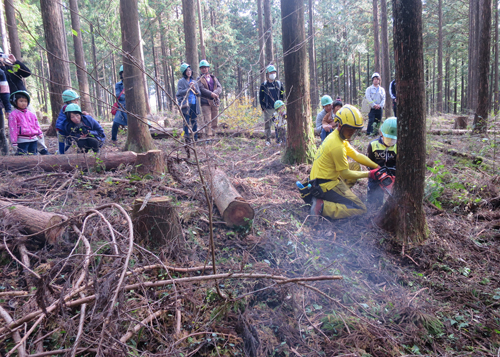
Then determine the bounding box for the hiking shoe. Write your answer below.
[310,197,324,216]
[265,141,271,146]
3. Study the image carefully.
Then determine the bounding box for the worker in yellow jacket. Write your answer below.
[309,104,383,219]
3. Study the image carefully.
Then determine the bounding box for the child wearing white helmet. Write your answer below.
[366,117,397,206]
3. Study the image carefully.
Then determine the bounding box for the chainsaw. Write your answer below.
[373,167,396,194]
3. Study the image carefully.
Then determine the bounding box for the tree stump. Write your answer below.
[0,200,67,244]
[208,168,254,226]
[42,116,49,124]
[36,111,43,123]
[132,196,183,252]
[453,116,468,129]
[135,150,165,176]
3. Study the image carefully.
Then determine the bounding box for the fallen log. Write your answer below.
[0,199,67,244]
[428,129,500,135]
[432,141,495,166]
[149,128,266,140]
[0,151,138,172]
[207,168,254,226]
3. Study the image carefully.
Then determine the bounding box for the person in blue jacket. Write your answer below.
[112,65,126,142]
[64,103,105,153]
[56,89,88,154]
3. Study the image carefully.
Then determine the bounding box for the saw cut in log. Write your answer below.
[207,168,254,226]
[0,200,67,244]
[135,150,165,176]
[0,151,138,172]
[132,196,184,257]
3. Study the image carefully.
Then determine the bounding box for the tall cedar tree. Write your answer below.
[437,0,443,112]
[182,0,199,78]
[281,0,315,164]
[40,0,71,136]
[69,0,93,114]
[380,0,391,117]
[472,0,492,133]
[120,0,155,152]
[4,0,20,59]
[257,0,266,83]
[372,0,380,72]
[308,0,319,114]
[264,0,274,65]
[376,0,428,244]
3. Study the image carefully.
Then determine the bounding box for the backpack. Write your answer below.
[111,88,125,116]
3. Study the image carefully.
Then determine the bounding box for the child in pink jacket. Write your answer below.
[8,90,43,155]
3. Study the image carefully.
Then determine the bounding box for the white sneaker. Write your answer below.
[265,141,270,146]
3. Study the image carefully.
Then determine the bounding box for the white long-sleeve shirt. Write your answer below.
[365,84,386,109]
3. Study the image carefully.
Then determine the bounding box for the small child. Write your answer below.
[366,117,397,206]
[273,100,287,145]
[56,89,89,154]
[64,103,105,153]
[320,99,343,142]
[8,91,43,155]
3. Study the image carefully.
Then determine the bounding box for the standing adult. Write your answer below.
[176,63,201,143]
[389,79,397,117]
[197,60,222,137]
[259,65,284,146]
[111,65,127,142]
[365,72,386,136]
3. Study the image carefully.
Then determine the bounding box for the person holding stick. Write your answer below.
[176,63,201,143]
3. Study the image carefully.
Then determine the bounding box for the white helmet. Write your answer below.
[371,72,380,80]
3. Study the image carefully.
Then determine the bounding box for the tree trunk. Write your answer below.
[207,168,254,226]
[0,1,9,53]
[380,0,391,117]
[308,0,318,115]
[281,0,315,165]
[494,1,499,114]
[182,0,199,78]
[0,151,138,172]
[4,0,20,59]
[69,0,93,114]
[152,36,161,112]
[467,0,480,113]
[39,49,48,113]
[0,200,67,244]
[454,56,458,114]
[40,0,71,136]
[263,0,274,65]
[158,15,172,109]
[132,196,183,251]
[437,0,443,113]
[473,0,492,133]
[90,24,100,117]
[372,0,380,72]
[377,0,427,245]
[257,0,266,83]
[352,58,357,104]
[196,0,206,60]
[120,0,156,152]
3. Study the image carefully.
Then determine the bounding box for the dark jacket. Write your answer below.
[367,137,397,169]
[0,60,31,92]
[113,80,127,126]
[176,77,201,116]
[197,74,222,106]
[259,80,284,110]
[65,115,106,143]
[389,80,396,100]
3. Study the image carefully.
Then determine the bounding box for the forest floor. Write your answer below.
[1,109,500,356]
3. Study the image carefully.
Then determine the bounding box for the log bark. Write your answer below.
[135,150,164,176]
[0,199,67,244]
[207,168,254,226]
[0,151,138,172]
[132,196,183,251]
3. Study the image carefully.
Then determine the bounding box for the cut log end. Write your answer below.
[223,201,255,226]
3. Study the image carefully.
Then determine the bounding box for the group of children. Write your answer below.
[8,89,105,155]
